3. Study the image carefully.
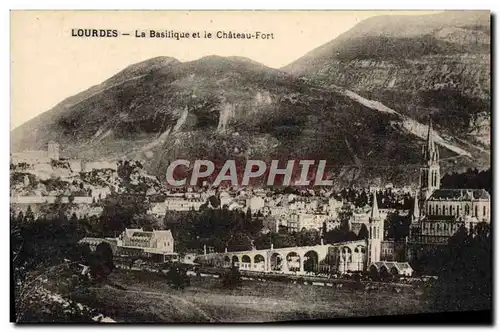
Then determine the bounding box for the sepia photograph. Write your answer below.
[9,10,492,324]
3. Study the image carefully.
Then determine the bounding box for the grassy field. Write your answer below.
[72,269,433,323]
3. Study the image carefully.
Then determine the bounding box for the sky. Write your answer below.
[10,10,442,130]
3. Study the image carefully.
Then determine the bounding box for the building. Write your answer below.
[279,212,300,233]
[327,198,343,218]
[78,237,110,251]
[150,196,205,214]
[220,191,232,207]
[82,161,118,171]
[199,240,367,275]
[11,141,119,184]
[12,141,61,164]
[11,141,60,165]
[118,228,174,253]
[246,196,265,212]
[368,261,413,277]
[262,216,279,233]
[297,213,329,231]
[380,239,407,262]
[367,192,384,265]
[79,228,176,262]
[407,118,491,260]
[198,191,411,276]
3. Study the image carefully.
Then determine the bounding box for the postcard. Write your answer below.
[10,10,492,324]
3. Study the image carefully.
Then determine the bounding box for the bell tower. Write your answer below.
[368,192,384,264]
[420,118,440,200]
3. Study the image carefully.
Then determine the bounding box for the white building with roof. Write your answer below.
[369,261,413,277]
[118,228,175,253]
[246,196,265,212]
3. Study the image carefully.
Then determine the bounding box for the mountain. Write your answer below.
[11,53,488,187]
[283,11,491,149]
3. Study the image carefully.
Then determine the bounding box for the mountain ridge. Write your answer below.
[282,11,490,149]
[11,14,490,186]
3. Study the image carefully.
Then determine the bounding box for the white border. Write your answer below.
[2,1,498,331]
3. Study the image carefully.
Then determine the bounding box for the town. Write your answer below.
[10,123,492,323]
[11,121,491,279]
[165,159,333,186]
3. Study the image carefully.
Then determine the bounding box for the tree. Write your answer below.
[38,194,70,220]
[99,194,150,236]
[12,217,103,322]
[222,264,242,289]
[338,204,353,224]
[271,232,296,248]
[430,223,491,312]
[385,212,410,240]
[24,206,35,223]
[88,242,114,281]
[69,213,78,224]
[131,214,163,230]
[14,262,98,322]
[227,233,253,252]
[441,168,491,194]
[296,229,320,247]
[324,218,352,244]
[208,195,220,208]
[254,233,272,250]
[16,211,25,224]
[358,224,369,240]
[245,207,252,223]
[165,263,189,290]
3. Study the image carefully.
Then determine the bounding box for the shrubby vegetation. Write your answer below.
[11,212,114,322]
[414,222,491,312]
[222,265,242,289]
[165,263,190,290]
[441,168,491,194]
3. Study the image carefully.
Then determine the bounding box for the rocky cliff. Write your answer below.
[283,11,491,149]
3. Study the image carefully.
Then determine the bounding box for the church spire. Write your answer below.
[420,116,441,200]
[427,118,434,148]
[370,191,380,219]
[412,190,420,221]
[423,117,439,164]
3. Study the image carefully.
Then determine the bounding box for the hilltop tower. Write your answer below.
[47,140,60,161]
[419,118,440,200]
[368,191,384,264]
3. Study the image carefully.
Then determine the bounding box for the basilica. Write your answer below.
[407,119,490,260]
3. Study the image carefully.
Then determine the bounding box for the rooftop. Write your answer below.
[78,237,106,243]
[425,215,458,221]
[428,189,490,200]
[131,232,153,238]
[371,261,413,271]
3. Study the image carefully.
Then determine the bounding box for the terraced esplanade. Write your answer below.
[198,240,368,275]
